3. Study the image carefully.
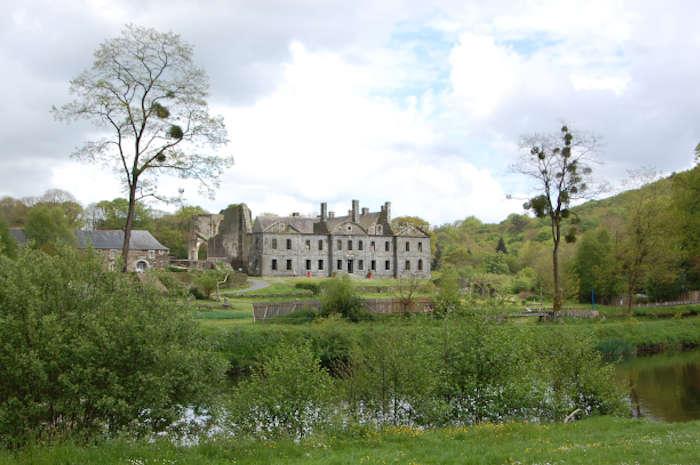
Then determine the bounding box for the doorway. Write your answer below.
[347,259,354,274]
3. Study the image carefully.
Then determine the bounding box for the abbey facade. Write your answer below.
[189,200,431,278]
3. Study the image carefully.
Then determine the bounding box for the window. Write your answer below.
[271,259,278,271]
[385,241,390,252]
[272,238,277,249]
[385,260,391,270]
[371,260,376,271]
[348,240,353,250]
[286,259,292,270]
[318,239,324,251]
[405,242,410,252]
[370,241,375,251]
[148,249,155,259]
[337,259,343,270]
[418,241,423,252]
[347,225,352,232]
[377,225,383,234]
[286,238,292,250]
[359,259,364,270]
[318,259,324,270]
[359,240,363,250]
[305,259,311,270]
[305,240,311,251]
[337,239,342,250]
[405,260,411,270]
[418,259,423,271]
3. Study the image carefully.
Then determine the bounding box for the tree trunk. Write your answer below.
[121,182,138,272]
[552,240,562,311]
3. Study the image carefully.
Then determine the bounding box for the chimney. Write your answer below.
[329,211,335,218]
[291,212,300,217]
[361,207,369,215]
[384,201,391,222]
[320,202,327,221]
[351,199,359,222]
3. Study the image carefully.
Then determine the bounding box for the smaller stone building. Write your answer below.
[76,230,169,272]
[9,228,169,272]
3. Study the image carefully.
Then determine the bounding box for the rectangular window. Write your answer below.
[286,259,292,270]
[359,240,363,250]
[405,260,411,270]
[348,240,353,250]
[318,259,324,270]
[418,259,423,271]
[337,239,342,250]
[305,240,311,251]
[385,241,390,252]
[305,259,311,270]
[385,260,390,270]
[271,259,277,271]
[370,241,375,251]
[418,241,423,252]
[272,238,277,249]
[148,249,155,259]
[286,238,292,250]
[371,260,376,271]
[359,259,364,270]
[337,259,342,270]
[318,239,324,251]
[405,241,410,252]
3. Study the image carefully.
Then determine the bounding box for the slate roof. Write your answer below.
[253,216,317,234]
[9,228,27,245]
[76,230,169,251]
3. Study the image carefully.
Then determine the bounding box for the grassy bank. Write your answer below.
[3,417,698,465]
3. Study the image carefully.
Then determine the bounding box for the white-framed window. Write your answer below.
[148,249,155,259]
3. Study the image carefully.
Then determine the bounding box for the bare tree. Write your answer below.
[514,125,601,311]
[53,25,231,271]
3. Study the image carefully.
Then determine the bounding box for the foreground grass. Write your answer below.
[3,417,699,464]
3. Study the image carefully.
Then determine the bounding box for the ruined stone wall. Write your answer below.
[188,204,252,271]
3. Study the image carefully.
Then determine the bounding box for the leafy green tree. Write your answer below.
[229,341,334,439]
[24,204,76,252]
[320,275,368,322]
[0,219,17,258]
[571,229,618,303]
[0,196,29,226]
[152,205,207,258]
[615,171,679,311]
[54,25,231,271]
[515,125,600,311]
[672,165,700,287]
[0,247,226,446]
[92,197,153,230]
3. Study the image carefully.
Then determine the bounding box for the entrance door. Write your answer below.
[347,259,354,274]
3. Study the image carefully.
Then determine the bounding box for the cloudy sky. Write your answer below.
[2,0,698,225]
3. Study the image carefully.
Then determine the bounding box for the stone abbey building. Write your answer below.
[189,200,431,278]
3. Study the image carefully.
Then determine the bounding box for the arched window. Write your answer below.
[136,260,149,272]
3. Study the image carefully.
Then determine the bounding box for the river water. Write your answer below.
[616,350,700,422]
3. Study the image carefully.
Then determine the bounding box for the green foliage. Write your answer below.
[433,266,463,317]
[228,341,335,438]
[0,218,17,258]
[319,275,369,322]
[151,205,208,258]
[24,204,76,252]
[571,229,618,303]
[294,281,321,295]
[0,247,226,446]
[93,198,153,230]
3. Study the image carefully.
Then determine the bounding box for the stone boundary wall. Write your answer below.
[252,297,433,322]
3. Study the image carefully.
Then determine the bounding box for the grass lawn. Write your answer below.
[4,417,699,464]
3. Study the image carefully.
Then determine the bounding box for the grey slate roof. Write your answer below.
[76,230,169,251]
[253,216,317,234]
[9,228,27,245]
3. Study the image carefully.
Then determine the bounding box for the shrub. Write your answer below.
[319,275,370,322]
[294,281,321,295]
[0,248,226,446]
[228,341,335,438]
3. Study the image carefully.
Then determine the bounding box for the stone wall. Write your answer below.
[100,248,169,272]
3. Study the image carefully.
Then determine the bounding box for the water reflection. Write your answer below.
[616,350,700,422]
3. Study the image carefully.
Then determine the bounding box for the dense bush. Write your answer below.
[319,275,371,322]
[228,341,335,438]
[0,248,226,446]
